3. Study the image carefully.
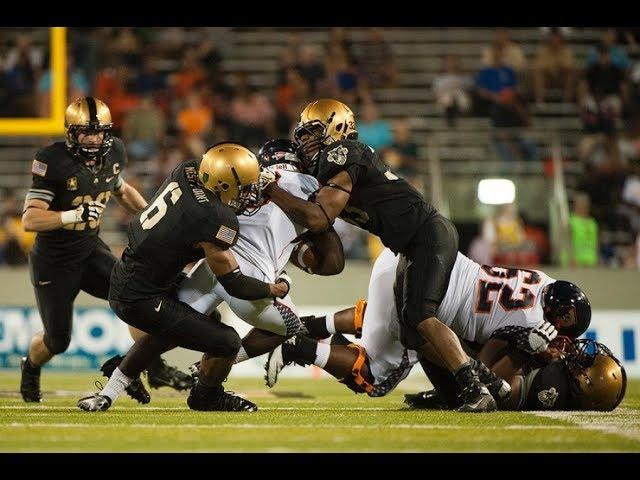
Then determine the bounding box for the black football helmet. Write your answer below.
[258,139,301,172]
[542,281,591,338]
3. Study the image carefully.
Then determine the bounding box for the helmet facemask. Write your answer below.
[234,181,263,216]
[66,124,114,167]
[294,120,328,175]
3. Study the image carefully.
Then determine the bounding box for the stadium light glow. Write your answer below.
[477,178,516,205]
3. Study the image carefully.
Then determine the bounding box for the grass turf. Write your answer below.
[1,372,639,452]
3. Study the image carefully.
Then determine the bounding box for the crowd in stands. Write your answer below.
[1,27,640,268]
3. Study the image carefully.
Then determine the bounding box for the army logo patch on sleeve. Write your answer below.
[327,145,349,165]
[537,387,559,408]
[67,177,78,191]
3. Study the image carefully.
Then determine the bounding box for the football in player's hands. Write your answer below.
[290,240,320,274]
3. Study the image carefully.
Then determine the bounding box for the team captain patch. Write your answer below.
[327,145,348,165]
[215,224,237,245]
[32,159,48,177]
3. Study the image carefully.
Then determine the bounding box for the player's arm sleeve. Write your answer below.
[111,137,128,191]
[198,208,240,250]
[25,151,59,206]
[317,141,366,187]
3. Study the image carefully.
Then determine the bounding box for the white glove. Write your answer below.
[259,168,278,192]
[61,201,104,225]
[524,320,558,354]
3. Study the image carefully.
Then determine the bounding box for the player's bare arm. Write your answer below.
[113,180,148,214]
[199,241,289,299]
[263,170,352,233]
[22,198,103,232]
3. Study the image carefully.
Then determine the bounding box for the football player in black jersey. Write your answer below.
[77,143,290,412]
[260,99,498,411]
[20,97,193,403]
[405,337,627,412]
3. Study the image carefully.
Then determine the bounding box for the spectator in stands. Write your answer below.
[275,67,311,137]
[432,55,473,126]
[177,91,213,139]
[123,94,167,162]
[3,33,44,116]
[295,44,326,95]
[357,28,398,88]
[383,119,419,182]
[357,100,393,151]
[324,43,360,106]
[195,37,223,83]
[621,157,640,235]
[328,27,357,66]
[586,28,631,71]
[94,65,140,135]
[475,44,538,163]
[134,56,167,96]
[569,192,599,267]
[229,73,275,147]
[482,28,526,73]
[36,53,90,117]
[171,50,207,99]
[533,27,576,103]
[579,43,629,135]
[0,189,33,265]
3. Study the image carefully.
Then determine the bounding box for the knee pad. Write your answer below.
[339,343,375,396]
[44,333,71,355]
[213,329,241,358]
[353,299,367,339]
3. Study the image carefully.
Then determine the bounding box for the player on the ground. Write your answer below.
[266,248,590,406]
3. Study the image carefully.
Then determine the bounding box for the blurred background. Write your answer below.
[0,27,638,376]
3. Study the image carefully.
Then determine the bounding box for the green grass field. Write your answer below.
[1,372,639,452]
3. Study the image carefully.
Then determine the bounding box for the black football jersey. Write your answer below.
[26,137,128,265]
[522,361,570,411]
[109,160,239,302]
[316,139,437,253]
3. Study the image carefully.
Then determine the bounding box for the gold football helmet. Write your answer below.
[294,99,358,173]
[64,97,114,161]
[199,143,262,215]
[566,339,627,411]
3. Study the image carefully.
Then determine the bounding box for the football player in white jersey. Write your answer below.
[177,139,345,364]
[265,247,591,407]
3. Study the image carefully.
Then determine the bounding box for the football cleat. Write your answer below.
[146,357,195,391]
[100,355,151,404]
[20,357,42,403]
[404,389,449,410]
[187,383,257,412]
[77,393,112,412]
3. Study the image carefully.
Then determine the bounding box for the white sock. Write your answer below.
[100,367,132,402]
[325,313,336,334]
[314,342,331,369]
[234,346,249,364]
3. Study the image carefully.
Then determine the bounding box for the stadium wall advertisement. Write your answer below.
[1,306,639,377]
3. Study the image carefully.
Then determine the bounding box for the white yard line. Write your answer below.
[0,422,574,430]
[525,408,640,443]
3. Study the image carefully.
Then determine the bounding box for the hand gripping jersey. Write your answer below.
[233,170,319,278]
